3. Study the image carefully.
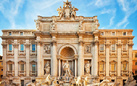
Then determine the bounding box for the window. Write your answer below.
[0,57,2,60]
[135,53,137,58]
[1,75,3,78]
[100,44,104,51]
[1,62,3,65]
[9,44,12,51]
[32,44,36,51]
[21,80,24,86]
[9,32,11,35]
[20,44,24,51]
[112,44,115,51]
[135,62,137,65]
[101,32,104,35]
[123,32,126,36]
[123,44,127,51]
[123,63,127,71]
[32,64,36,71]
[9,64,12,71]
[21,64,24,71]
[99,63,104,71]
[135,70,137,74]
[20,32,23,35]
[112,32,115,36]
[111,63,116,71]
[1,69,3,71]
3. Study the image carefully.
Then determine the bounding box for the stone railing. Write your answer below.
[110,71,116,76]
[18,71,26,76]
[30,71,37,76]
[121,70,129,76]
[99,50,105,56]
[19,50,26,55]
[7,71,14,76]
[30,50,37,56]
[99,71,105,76]
[7,51,14,55]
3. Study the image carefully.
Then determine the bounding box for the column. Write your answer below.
[25,40,30,77]
[78,41,84,76]
[2,43,7,77]
[13,40,19,77]
[75,59,77,77]
[51,42,57,76]
[105,44,110,76]
[37,42,42,77]
[117,44,122,76]
[128,44,133,72]
[93,41,98,76]
[59,59,61,77]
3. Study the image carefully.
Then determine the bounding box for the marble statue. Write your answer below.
[57,6,63,18]
[44,62,50,74]
[125,72,136,86]
[85,61,91,74]
[63,61,71,76]
[71,6,78,18]
[75,76,82,86]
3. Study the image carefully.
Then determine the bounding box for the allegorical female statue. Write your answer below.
[44,62,50,74]
[85,61,91,74]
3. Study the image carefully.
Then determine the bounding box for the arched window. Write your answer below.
[135,62,137,65]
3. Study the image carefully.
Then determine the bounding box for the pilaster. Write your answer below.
[78,41,84,76]
[37,41,42,77]
[13,42,19,77]
[105,43,110,76]
[51,41,57,76]
[2,43,7,77]
[93,41,99,76]
[25,41,30,77]
[117,43,122,76]
[128,43,134,73]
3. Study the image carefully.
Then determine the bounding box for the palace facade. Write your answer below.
[132,50,137,76]
[1,0,134,86]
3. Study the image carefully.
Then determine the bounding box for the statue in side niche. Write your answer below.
[85,61,91,74]
[44,62,50,74]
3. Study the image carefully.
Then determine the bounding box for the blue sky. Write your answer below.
[0,0,137,55]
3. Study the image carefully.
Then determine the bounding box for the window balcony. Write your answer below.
[99,71,105,76]
[19,51,26,55]
[18,71,26,76]
[121,70,129,76]
[122,50,128,56]
[30,50,37,56]
[7,51,14,55]
[110,71,116,76]
[99,50,105,56]
[7,71,14,76]
[30,71,37,76]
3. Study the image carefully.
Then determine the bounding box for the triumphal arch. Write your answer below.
[1,0,134,86]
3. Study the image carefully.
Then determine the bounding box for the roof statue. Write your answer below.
[57,0,78,19]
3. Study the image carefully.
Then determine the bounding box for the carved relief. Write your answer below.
[44,44,51,54]
[84,45,91,54]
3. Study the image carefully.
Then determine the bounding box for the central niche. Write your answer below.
[60,47,75,58]
[58,46,77,76]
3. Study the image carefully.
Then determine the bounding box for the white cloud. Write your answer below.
[0,0,24,29]
[88,0,112,7]
[116,0,137,28]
